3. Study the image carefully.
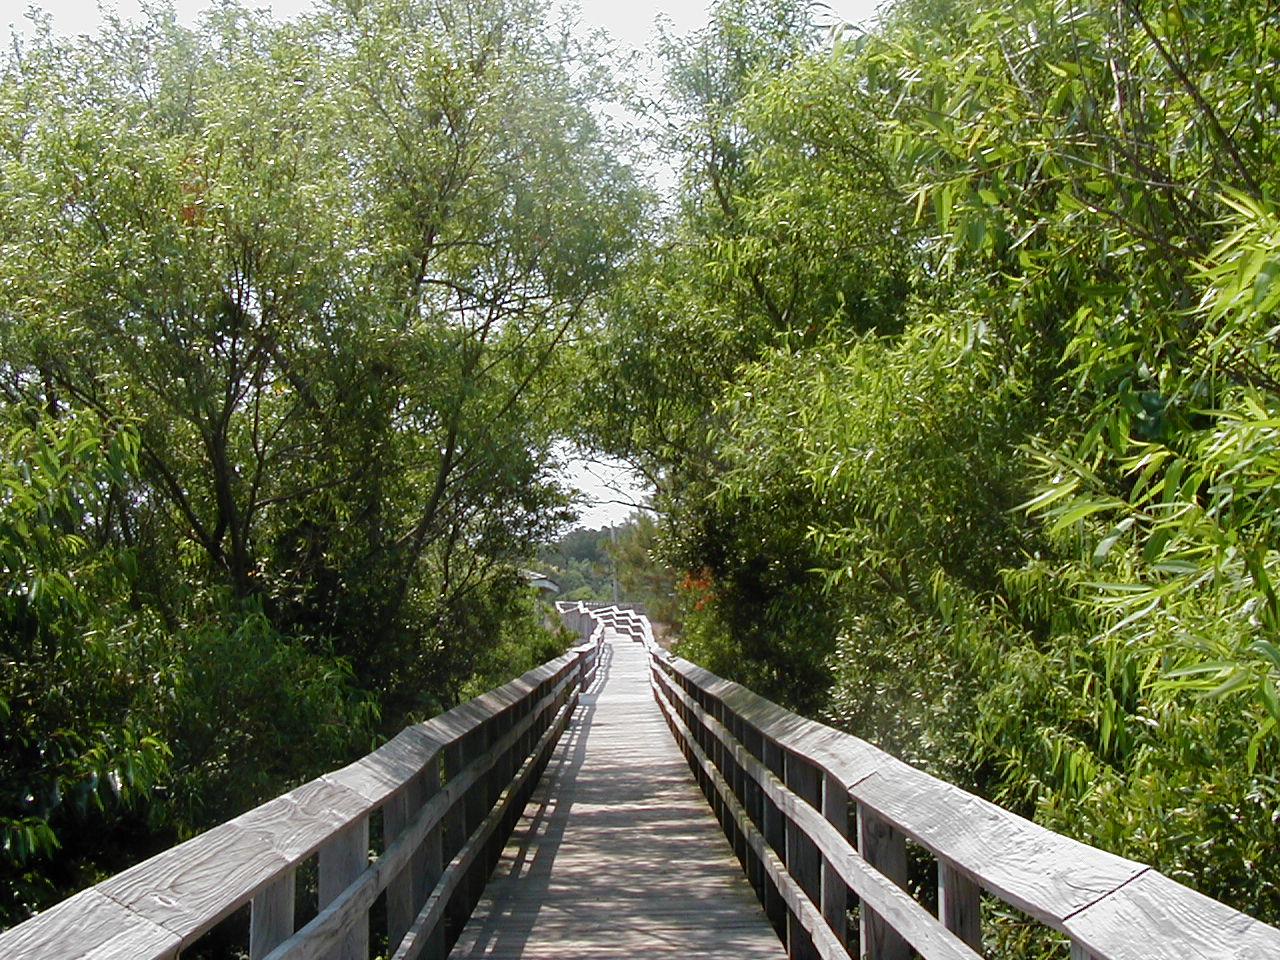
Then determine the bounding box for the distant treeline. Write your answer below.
[539,518,678,625]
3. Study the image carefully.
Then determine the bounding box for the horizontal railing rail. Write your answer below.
[555,600,650,644]
[15,597,1268,960]
[644,634,1280,960]
[0,632,604,960]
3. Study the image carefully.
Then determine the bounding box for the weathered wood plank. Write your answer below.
[261,671,580,960]
[86,774,373,954]
[848,766,1143,926]
[81,659,578,952]
[653,677,850,960]
[323,726,442,806]
[1064,868,1280,960]
[657,669,981,960]
[662,654,1149,932]
[318,817,369,960]
[250,870,296,960]
[16,603,1280,960]
[397,765,447,960]
[761,736,789,934]
[858,806,909,960]
[820,773,849,949]
[938,860,981,952]
[737,718,772,911]
[395,690,578,960]
[0,888,181,960]
[385,779,422,951]
[784,753,823,960]
[95,812,293,946]
[0,644,589,960]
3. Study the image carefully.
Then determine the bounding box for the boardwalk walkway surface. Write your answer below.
[448,632,785,959]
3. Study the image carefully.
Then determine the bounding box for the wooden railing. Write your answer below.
[645,637,1280,960]
[10,598,1277,960]
[0,630,605,960]
[555,600,650,644]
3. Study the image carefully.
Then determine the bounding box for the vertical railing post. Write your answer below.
[443,740,469,940]
[939,859,982,951]
[387,756,445,960]
[385,776,423,953]
[709,698,726,828]
[739,723,768,910]
[727,712,749,868]
[249,869,295,960]
[484,706,514,873]
[464,723,492,912]
[318,817,369,960]
[529,677,546,776]
[784,753,822,960]
[857,807,909,960]
[697,689,715,807]
[419,760,447,960]
[761,737,788,935]
[821,773,849,949]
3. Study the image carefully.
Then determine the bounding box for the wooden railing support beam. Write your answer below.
[386,779,421,949]
[386,762,447,960]
[762,737,789,934]
[857,807,909,960]
[442,740,468,941]
[820,773,849,949]
[785,754,823,960]
[0,636,597,960]
[417,764,447,960]
[318,818,369,960]
[249,870,295,960]
[938,860,981,951]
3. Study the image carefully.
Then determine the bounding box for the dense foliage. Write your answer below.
[9,0,1280,945]
[0,0,640,923]
[586,0,1280,944]
[537,527,617,602]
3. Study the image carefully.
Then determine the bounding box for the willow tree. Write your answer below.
[580,0,915,709]
[0,0,640,921]
[589,0,1280,937]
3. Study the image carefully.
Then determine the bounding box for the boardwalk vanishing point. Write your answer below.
[449,630,784,958]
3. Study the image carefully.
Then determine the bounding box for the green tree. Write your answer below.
[0,410,168,918]
[538,527,613,602]
[0,0,639,695]
[0,0,641,922]
[610,512,678,625]
[581,0,892,708]
[589,0,1280,937]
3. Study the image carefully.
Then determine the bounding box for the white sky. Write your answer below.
[562,453,653,530]
[10,0,882,45]
[7,0,881,529]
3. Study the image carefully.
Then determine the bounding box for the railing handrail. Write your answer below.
[643,633,1280,960]
[0,631,604,960]
[15,598,1264,960]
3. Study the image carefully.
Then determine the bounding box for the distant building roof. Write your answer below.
[519,569,560,595]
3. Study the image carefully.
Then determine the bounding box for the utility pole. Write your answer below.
[610,522,620,604]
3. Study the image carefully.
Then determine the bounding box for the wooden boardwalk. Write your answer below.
[8,605,1280,960]
[448,633,785,959]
